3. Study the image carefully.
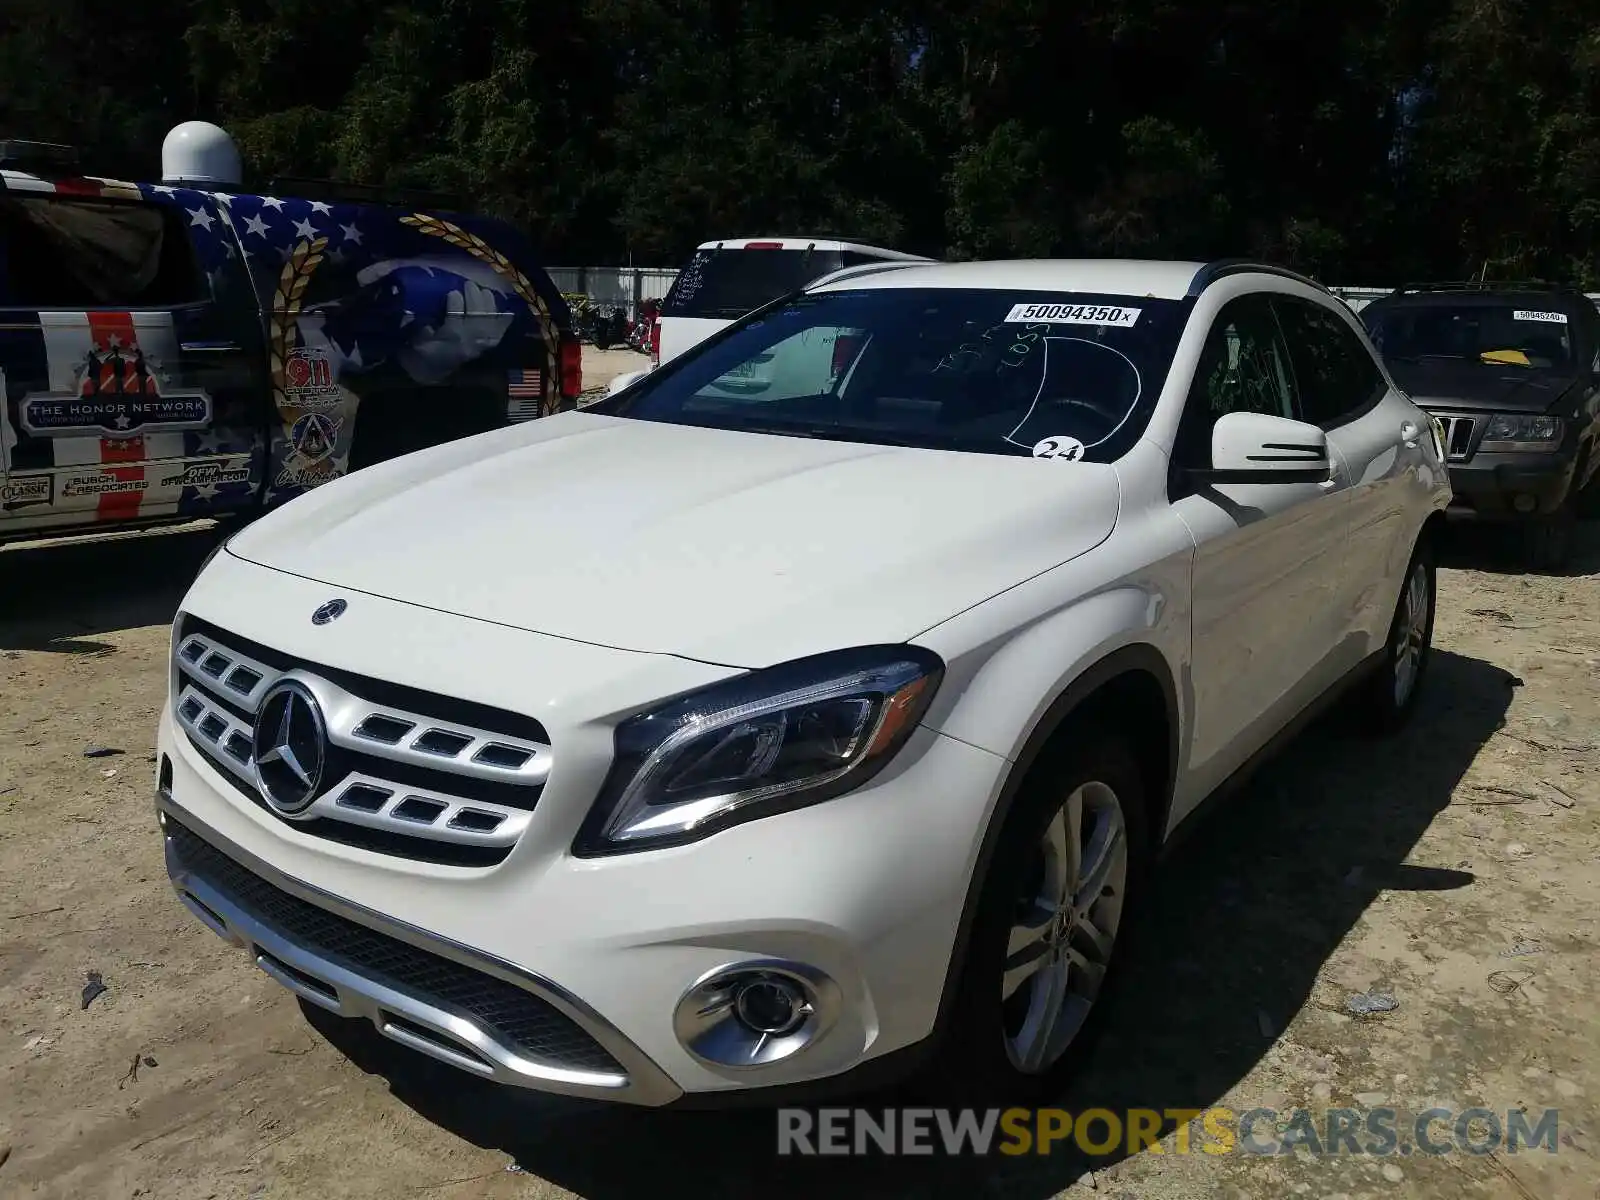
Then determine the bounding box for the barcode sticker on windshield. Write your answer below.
[1004,303,1141,327]
[1513,309,1567,324]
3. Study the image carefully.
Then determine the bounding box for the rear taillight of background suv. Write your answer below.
[560,332,583,402]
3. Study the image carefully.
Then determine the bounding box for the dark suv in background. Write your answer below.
[1360,282,1600,569]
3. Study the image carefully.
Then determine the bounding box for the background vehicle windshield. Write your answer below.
[600,288,1189,460]
[663,248,855,320]
[1365,302,1577,370]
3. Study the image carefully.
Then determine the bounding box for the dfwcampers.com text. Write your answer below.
[776,1107,1561,1158]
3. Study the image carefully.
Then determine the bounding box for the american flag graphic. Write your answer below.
[38,310,192,522]
[506,367,544,420]
[2,165,572,534]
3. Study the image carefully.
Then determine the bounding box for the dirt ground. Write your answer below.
[2,388,1597,1197]
[577,347,650,403]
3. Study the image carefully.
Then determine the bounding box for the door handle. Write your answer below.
[180,341,243,353]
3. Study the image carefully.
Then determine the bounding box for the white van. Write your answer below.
[607,237,932,395]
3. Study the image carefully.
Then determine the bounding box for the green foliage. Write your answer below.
[0,0,1596,281]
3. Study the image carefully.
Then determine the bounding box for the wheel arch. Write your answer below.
[924,642,1179,1053]
[1420,506,1448,556]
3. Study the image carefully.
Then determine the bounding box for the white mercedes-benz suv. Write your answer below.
[157,258,1451,1107]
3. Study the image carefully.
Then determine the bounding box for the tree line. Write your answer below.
[2,0,1598,284]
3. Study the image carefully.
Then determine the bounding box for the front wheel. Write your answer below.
[1360,539,1436,735]
[1523,501,1575,572]
[930,729,1149,1103]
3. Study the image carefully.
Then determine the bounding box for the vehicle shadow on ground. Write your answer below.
[305,647,1515,1199]
[0,523,222,653]
[1435,513,1600,577]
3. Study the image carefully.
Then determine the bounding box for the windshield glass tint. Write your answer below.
[1365,303,1576,369]
[599,288,1189,460]
[662,249,846,319]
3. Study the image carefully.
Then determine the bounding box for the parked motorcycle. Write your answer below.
[629,297,662,355]
[572,296,630,350]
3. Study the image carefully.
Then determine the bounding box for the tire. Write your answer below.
[1359,538,1436,735]
[928,726,1150,1105]
[1523,500,1575,572]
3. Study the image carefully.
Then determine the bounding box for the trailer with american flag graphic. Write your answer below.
[0,127,581,542]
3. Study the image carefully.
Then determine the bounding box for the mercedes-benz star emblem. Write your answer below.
[252,681,327,815]
[311,598,347,626]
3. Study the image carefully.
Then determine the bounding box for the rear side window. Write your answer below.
[663,248,849,320]
[1273,296,1386,426]
[0,193,204,308]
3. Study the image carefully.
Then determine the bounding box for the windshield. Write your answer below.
[662,248,854,320]
[1365,303,1577,370]
[596,288,1190,460]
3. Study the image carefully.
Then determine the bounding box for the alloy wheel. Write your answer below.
[1392,560,1430,707]
[1001,781,1128,1075]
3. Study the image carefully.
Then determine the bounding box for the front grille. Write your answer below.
[166,816,621,1073]
[173,613,551,867]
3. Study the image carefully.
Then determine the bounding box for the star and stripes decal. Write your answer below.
[1,166,570,534]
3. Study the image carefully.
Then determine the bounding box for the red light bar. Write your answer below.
[743,241,783,249]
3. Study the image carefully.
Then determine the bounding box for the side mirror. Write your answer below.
[1187,411,1332,485]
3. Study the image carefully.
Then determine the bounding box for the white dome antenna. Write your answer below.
[161,121,242,188]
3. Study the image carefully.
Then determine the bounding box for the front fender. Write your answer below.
[921,585,1181,762]
[908,546,1192,1054]
[916,537,1190,775]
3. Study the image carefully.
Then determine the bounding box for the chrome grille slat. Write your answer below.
[173,627,549,863]
[307,773,531,849]
[177,633,282,710]
[176,682,258,785]
[1434,413,1476,460]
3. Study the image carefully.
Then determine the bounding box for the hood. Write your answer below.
[225,413,1121,668]
[1384,359,1580,414]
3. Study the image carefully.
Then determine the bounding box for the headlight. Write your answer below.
[575,645,944,854]
[1480,413,1564,451]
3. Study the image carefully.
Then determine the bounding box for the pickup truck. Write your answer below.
[0,129,579,542]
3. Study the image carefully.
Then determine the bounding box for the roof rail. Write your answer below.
[265,176,465,212]
[1188,259,1327,297]
[1389,280,1574,295]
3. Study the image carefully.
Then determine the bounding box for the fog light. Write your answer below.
[673,961,842,1069]
[1513,494,1537,513]
[734,976,807,1035]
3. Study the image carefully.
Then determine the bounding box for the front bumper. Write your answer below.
[158,676,1008,1105]
[1444,449,1578,519]
[159,790,681,1103]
